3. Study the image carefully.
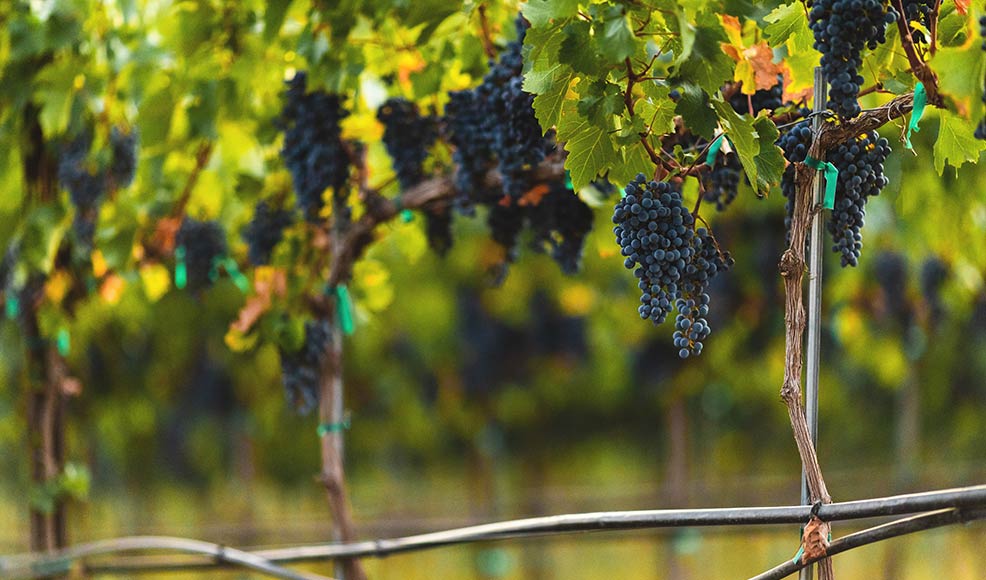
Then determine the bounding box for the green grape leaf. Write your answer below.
[711,96,760,187]
[609,142,655,186]
[673,13,733,95]
[522,0,579,27]
[751,116,785,194]
[558,104,620,190]
[576,80,624,127]
[675,83,717,140]
[933,109,986,175]
[598,5,636,63]
[560,21,604,76]
[263,0,294,41]
[638,82,678,137]
[763,2,809,48]
[530,67,576,129]
[931,29,986,119]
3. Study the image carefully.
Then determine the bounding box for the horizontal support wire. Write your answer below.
[751,506,986,580]
[0,536,334,580]
[1,484,984,579]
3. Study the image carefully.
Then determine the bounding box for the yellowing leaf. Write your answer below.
[92,250,108,277]
[45,271,71,304]
[225,326,259,352]
[100,274,126,304]
[560,284,595,316]
[140,264,171,302]
[719,14,743,47]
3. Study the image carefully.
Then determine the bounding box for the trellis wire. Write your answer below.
[2,484,984,579]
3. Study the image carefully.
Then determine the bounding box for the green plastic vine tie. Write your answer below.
[316,415,351,437]
[564,170,573,191]
[223,258,251,293]
[905,82,927,150]
[5,295,18,319]
[803,156,838,210]
[705,134,726,166]
[791,544,805,565]
[174,246,188,289]
[393,197,414,223]
[334,284,355,336]
[56,328,70,356]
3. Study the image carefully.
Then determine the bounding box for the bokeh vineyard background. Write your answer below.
[2,0,986,577]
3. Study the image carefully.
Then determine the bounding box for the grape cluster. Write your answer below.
[808,0,895,118]
[827,131,892,266]
[777,120,814,238]
[443,16,550,203]
[280,72,351,222]
[920,256,948,323]
[377,98,438,190]
[612,174,732,357]
[529,183,595,274]
[729,82,784,116]
[702,152,741,211]
[444,89,496,208]
[874,251,911,327]
[897,0,934,44]
[244,200,294,266]
[109,127,139,189]
[976,17,986,140]
[58,126,140,249]
[279,319,331,415]
[425,205,454,257]
[176,217,227,292]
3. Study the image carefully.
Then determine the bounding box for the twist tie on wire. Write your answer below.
[56,328,70,356]
[792,544,805,565]
[317,412,352,437]
[5,295,19,319]
[803,156,838,210]
[792,501,828,564]
[332,284,355,336]
[174,246,188,289]
[564,170,574,191]
[705,134,729,167]
[905,81,927,151]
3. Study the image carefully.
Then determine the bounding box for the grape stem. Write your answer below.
[477,4,497,60]
[891,0,942,106]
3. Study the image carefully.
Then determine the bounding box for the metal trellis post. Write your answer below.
[801,65,828,580]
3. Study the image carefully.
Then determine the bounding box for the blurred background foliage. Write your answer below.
[0,0,985,577]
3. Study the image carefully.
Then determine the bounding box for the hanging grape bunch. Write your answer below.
[612,174,732,357]
[244,200,294,266]
[280,320,332,415]
[975,16,986,140]
[808,0,895,118]
[826,131,892,267]
[175,218,228,293]
[58,126,139,250]
[279,72,351,222]
[376,98,450,254]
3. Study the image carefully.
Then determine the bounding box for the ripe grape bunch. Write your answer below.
[777,119,814,238]
[827,131,892,266]
[897,0,935,44]
[244,200,294,266]
[613,174,733,358]
[280,320,331,415]
[176,217,228,292]
[279,72,351,222]
[529,183,595,275]
[702,152,741,211]
[808,0,895,118]
[58,126,139,249]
